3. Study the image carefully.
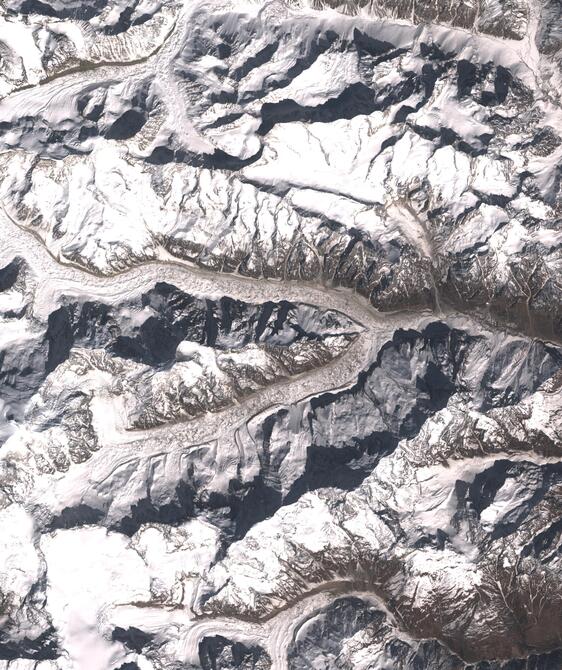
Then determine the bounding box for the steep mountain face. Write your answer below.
[0,0,561,336]
[0,0,560,669]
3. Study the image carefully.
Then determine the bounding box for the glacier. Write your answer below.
[0,0,561,668]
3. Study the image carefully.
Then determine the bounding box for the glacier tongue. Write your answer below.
[0,0,561,668]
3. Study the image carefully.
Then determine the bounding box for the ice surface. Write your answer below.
[0,0,560,668]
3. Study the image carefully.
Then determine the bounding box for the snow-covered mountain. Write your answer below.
[0,0,560,668]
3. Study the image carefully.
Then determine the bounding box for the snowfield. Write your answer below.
[0,0,561,668]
